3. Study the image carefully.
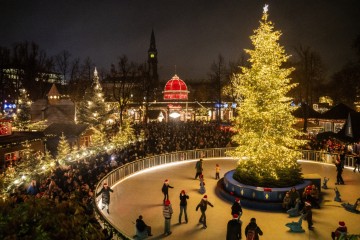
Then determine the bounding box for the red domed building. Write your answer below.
[163,74,189,100]
[159,74,190,121]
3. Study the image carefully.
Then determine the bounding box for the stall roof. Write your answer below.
[321,103,356,120]
[292,103,322,119]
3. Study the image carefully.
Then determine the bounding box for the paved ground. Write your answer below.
[99,158,360,240]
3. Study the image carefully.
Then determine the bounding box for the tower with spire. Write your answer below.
[148,29,159,89]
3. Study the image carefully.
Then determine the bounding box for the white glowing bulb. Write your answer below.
[263,4,269,14]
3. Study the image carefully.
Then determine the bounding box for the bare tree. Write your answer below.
[292,45,326,132]
[55,50,71,85]
[208,54,228,123]
[0,46,12,107]
[109,55,141,127]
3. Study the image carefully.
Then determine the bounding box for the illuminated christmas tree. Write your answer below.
[90,126,106,146]
[111,114,135,148]
[231,5,306,187]
[57,132,71,162]
[76,68,109,128]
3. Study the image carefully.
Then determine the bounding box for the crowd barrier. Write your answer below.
[94,148,357,239]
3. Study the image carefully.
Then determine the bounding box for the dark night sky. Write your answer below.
[1,0,360,81]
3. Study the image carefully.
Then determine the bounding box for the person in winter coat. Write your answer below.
[289,187,300,208]
[331,221,347,240]
[335,157,345,185]
[226,214,241,240]
[195,159,203,179]
[179,190,189,224]
[231,197,243,221]
[163,200,173,236]
[96,182,113,214]
[245,218,263,240]
[162,179,174,203]
[196,195,214,229]
[215,163,221,180]
[135,215,152,237]
[282,192,291,210]
[199,174,206,194]
[302,201,314,230]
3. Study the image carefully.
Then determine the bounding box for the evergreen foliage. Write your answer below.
[76,68,109,128]
[57,132,71,161]
[111,115,135,148]
[230,6,306,188]
[90,126,106,147]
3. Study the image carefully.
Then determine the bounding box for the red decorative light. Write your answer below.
[163,74,189,100]
[0,120,12,136]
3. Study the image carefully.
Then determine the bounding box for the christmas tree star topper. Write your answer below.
[263,4,269,14]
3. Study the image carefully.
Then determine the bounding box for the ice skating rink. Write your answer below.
[101,158,360,240]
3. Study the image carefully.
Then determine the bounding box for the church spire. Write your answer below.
[149,29,157,52]
[148,29,159,89]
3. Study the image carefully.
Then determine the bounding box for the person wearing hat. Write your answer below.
[331,221,347,240]
[227,213,241,240]
[196,195,214,229]
[162,179,174,203]
[231,197,243,221]
[245,218,263,240]
[163,200,173,236]
[195,158,203,179]
[179,190,189,224]
[96,182,113,214]
[301,201,314,230]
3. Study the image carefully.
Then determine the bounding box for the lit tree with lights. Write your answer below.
[14,88,32,130]
[111,114,135,148]
[57,132,71,162]
[230,5,306,187]
[90,126,106,146]
[76,68,109,128]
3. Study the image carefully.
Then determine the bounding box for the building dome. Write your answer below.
[163,74,189,100]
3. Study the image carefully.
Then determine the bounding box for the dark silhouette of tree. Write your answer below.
[67,57,94,103]
[55,50,71,85]
[209,54,228,123]
[326,34,360,108]
[291,45,326,132]
[0,46,11,109]
[11,41,54,100]
[109,55,141,127]
[327,62,360,107]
